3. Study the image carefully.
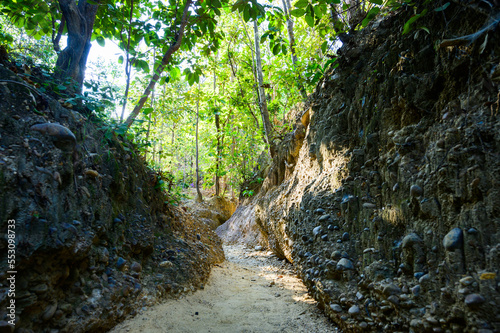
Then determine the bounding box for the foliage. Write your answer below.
[0,15,57,66]
[0,0,448,199]
[0,19,14,47]
[153,171,188,205]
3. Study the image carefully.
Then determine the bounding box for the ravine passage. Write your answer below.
[109,244,337,333]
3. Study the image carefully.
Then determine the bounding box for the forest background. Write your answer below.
[0,0,426,202]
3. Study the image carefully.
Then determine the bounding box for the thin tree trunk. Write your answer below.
[238,15,257,83]
[227,48,261,134]
[214,62,221,197]
[51,14,65,52]
[144,55,154,160]
[55,0,99,94]
[215,115,221,197]
[195,81,203,202]
[151,117,157,163]
[253,20,276,158]
[282,0,307,100]
[238,15,263,132]
[124,0,193,129]
[144,117,151,159]
[119,0,135,122]
[230,114,236,200]
[182,157,185,186]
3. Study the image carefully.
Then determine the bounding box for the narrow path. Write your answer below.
[109,245,338,333]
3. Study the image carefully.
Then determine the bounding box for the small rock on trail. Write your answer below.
[109,245,338,333]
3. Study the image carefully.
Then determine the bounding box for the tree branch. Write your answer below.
[124,0,193,129]
[51,14,65,53]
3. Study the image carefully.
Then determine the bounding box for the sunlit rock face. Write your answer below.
[250,4,500,332]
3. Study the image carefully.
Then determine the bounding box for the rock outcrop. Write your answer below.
[216,202,265,247]
[187,196,237,230]
[223,2,500,332]
[0,66,224,332]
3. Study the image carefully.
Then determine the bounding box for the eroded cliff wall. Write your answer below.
[0,66,224,332]
[254,3,500,332]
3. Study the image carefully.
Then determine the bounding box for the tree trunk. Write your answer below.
[345,0,365,29]
[195,82,203,202]
[55,0,99,94]
[230,115,236,200]
[124,0,193,129]
[144,86,154,160]
[215,112,221,197]
[119,0,135,122]
[253,20,276,158]
[238,15,265,139]
[214,63,221,197]
[144,116,151,159]
[151,117,157,163]
[227,42,262,135]
[282,0,307,100]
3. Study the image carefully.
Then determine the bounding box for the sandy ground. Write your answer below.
[109,245,339,333]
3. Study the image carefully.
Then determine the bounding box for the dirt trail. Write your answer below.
[109,245,338,333]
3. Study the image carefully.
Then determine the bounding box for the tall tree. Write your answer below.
[124,0,193,129]
[119,0,135,122]
[281,0,307,100]
[195,82,203,202]
[253,20,275,158]
[213,60,221,197]
[237,15,264,138]
[55,0,100,93]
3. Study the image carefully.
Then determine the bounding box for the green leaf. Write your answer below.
[170,67,181,80]
[250,5,258,20]
[272,43,280,55]
[32,14,45,25]
[188,74,195,86]
[243,5,251,22]
[261,31,270,42]
[434,2,450,11]
[281,44,287,55]
[26,21,36,30]
[118,55,124,64]
[306,3,314,16]
[369,0,383,4]
[143,107,154,115]
[418,26,430,34]
[290,8,306,17]
[321,40,327,54]
[141,60,150,73]
[323,57,337,72]
[231,0,245,12]
[361,6,380,27]
[57,84,67,90]
[304,14,314,27]
[212,0,222,8]
[96,36,105,47]
[313,4,325,19]
[294,0,309,9]
[403,13,422,35]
